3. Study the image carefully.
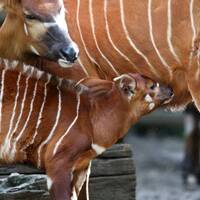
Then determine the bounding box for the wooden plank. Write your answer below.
[90,158,135,177]
[0,158,134,177]
[88,175,136,200]
[99,144,132,158]
[0,164,44,175]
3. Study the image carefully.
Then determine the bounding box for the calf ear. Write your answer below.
[114,74,136,97]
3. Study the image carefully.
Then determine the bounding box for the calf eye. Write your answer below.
[123,86,135,96]
[150,83,157,90]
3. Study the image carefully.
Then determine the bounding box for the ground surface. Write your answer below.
[124,135,200,200]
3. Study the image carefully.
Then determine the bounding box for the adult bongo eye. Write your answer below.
[24,14,41,21]
[25,14,36,20]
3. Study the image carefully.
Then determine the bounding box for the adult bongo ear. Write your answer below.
[114,74,136,98]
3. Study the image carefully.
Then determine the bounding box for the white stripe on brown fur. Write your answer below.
[86,161,92,200]
[148,0,172,80]
[89,0,119,76]
[5,68,34,160]
[104,0,138,71]
[77,58,89,77]
[22,74,51,152]
[37,80,62,168]
[167,0,181,64]
[196,46,200,80]
[0,68,6,133]
[1,73,22,158]
[119,0,158,78]
[10,75,39,160]
[189,0,197,67]
[52,92,81,156]
[76,0,101,70]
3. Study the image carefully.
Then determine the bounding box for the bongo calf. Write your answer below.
[0,59,173,200]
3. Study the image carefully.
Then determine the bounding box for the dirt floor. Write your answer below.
[124,134,200,200]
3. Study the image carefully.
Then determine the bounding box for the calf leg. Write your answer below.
[45,157,74,200]
[47,169,73,200]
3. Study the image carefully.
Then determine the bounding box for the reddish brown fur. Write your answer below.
[62,0,200,109]
[0,60,172,200]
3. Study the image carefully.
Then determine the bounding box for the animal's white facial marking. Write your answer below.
[92,144,106,155]
[42,5,69,38]
[24,23,29,36]
[30,45,40,56]
[71,42,79,57]
[53,5,68,34]
[58,59,73,68]
[144,94,155,110]
[145,94,153,103]
[46,176,53,190]
[149,102,155,110]
[27,21,47,41]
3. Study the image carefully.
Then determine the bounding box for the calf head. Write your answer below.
[114,73,174,120]
[0,0,79,65]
